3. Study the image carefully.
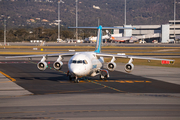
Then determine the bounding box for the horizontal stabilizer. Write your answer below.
[69,26,136,30]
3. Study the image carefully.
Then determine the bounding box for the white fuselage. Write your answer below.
[68,52,104,77]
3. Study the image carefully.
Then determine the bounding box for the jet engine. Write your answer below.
[124,63,134,73]
[107,62,116,71]
[37,61,47,71]
[53,61,63,70]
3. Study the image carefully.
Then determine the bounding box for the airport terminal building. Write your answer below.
[114,20,180,43]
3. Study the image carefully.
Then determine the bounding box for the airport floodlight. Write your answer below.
[93,5,100,10]
[55,20,61,22]
[59,0,64,4]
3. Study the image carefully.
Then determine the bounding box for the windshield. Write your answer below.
[71,60,88,64]
[72,60,76,63]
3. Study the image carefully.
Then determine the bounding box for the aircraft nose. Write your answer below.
[69,65,87,76]
[71,68,79,75]
[70,67,80,75]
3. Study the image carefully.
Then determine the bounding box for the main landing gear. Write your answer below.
[99,69,109,80]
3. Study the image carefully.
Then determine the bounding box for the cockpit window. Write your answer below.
[83,60,88,64]
[77,60,83,63]
[71,60,88,64]
[72,60,76,63]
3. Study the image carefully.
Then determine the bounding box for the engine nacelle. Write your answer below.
[107,62,116,71]
[124,63,134,73]
[37,61,47,71]
[53,61,63,70]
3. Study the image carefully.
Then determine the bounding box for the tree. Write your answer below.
[61,30,74,39]
[7,29,16,42]
[14,28,28,41]
[33,27,43,39]
[0,30,3,42]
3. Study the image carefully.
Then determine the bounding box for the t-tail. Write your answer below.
[68,25,136,53]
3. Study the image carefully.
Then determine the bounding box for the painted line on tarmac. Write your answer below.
[1,109,180,115]
[0,71,16,82]
[28,60,152,93]
[28,61,127,93]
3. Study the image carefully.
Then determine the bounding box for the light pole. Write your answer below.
[1,15,10,46]
[93,5,100,26]
[75,0,78,40]
[98,17,100,26]
[4,19,6,46]
[57,0,64,42]
[125,0,126,25]
[174,0,176,40]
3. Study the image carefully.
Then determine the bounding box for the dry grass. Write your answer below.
[0,46,179,68]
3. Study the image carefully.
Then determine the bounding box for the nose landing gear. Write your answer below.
[68,74,79,83]
[74,77,79,83]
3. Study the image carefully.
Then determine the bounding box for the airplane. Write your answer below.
[105,30,139,43]
[6,25,174,83]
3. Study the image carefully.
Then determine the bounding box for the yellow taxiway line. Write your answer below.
[0,71,16,82]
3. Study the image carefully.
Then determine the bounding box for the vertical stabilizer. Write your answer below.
[94,25,102,53]
[68,26,135,53]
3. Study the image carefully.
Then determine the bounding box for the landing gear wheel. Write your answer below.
[100,75,107,80]
[104,75,107,80]
[74,78,79,83]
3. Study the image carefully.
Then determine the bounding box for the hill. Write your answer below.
[0,0,179,29]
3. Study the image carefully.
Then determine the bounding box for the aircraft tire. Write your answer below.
[100,75,107,80]
[74,79,79,83]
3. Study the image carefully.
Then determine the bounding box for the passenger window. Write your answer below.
[83,60,88,64]
[72,60,76,63]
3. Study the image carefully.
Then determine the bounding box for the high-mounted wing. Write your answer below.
[96,53,174,62]
[6,52,76,71]
[96,53,175,73]
[5,52,76,59]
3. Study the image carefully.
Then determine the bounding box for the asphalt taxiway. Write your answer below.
[0,60,180,119]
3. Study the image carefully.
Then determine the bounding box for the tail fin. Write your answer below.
[68,26,135,53]
[94,26,102,53]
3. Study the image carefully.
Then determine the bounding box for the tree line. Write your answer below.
[0,27,92,42]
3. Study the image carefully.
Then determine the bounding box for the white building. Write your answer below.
[114,20,180,43]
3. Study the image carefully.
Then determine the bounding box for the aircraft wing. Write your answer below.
[6,52,76,59]
[96,53,175,63]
